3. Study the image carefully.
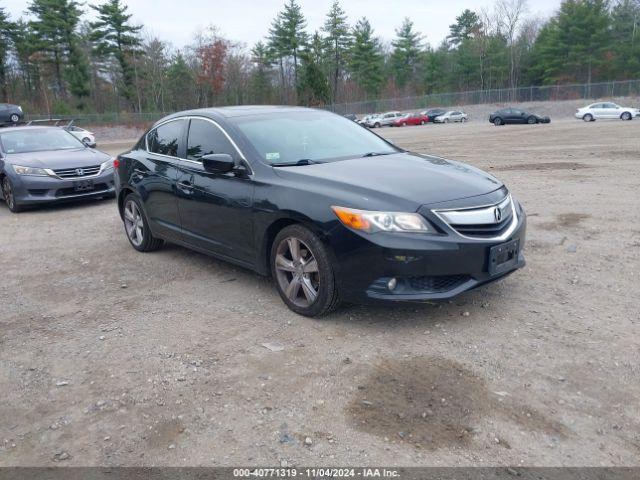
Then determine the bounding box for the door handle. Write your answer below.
[177,181,194,192]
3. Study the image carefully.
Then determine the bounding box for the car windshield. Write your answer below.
[0,128,84,154]
[232,111,398,165]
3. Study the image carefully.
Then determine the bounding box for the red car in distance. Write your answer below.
[392,112,430,127]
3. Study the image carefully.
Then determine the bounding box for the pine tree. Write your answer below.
[298,32,330,105]
[0,7,14,102]
[390,17,423,89]
[166,53,195,111]
[447,9,482,46]
[322,0,350,102]
[348,17,384,97]
[250,41,273,103]
[28,0,90,98]
[90,0,142,110]
[610,0,640,79]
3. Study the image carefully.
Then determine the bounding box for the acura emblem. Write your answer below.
[494,207,503,222]
[75,168,84,176]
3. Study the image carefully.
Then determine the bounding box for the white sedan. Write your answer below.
[433,110,468,123]
[575,102,639,122]
[66,125,97,146]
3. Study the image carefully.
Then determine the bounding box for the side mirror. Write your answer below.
[202,153,235,174]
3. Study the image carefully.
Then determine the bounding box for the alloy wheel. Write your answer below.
[124,200,145,247]
[2,178,15,210]
[621,112,631,121]
[9,114,19,123]
[274,236,320,308]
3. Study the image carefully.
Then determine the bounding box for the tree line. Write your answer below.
[0,0,638,115]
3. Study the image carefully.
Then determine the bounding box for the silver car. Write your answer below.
[366,111,403,128]
[433,110,468,123]
[0,126,114,212]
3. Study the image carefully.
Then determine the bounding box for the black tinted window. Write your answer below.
[187,119,236,161]
[147,120,184,157]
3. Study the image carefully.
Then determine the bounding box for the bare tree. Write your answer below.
[495,0,528,96]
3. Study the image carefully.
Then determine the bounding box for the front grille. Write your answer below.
[53,165,101,178]
[450,208,514,238]
[434,195,516,239]
[407,275,470,293]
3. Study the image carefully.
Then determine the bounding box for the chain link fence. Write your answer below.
[25,79,640,125]
[326,79,640,115]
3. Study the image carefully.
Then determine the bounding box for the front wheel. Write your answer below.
[527,116,537,124]
[493,117,503,126]
[621,112,632,121]
[374,122,381,128]
[420,120,425,125]
[583,114,593,122]
[271,224,340,317]
[9,114,20,124]
[444,118,450,124]
[123,194,163,252]
[2,177,22,212]
[461,117,467,123]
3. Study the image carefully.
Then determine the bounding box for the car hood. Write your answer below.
[273,152,504,211]
[6,148,110,169]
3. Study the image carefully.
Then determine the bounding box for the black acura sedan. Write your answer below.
[489,108,551,126]
[0,126,115,212]
[115,106,526,317]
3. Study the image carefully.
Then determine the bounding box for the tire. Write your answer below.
[271,224,340,317]
[420,120,425,125]
[374,122,381,128]
[82,137,91,144]
[583,114,593,122]
[2,177,22,213]
[527,116,537,124]
[621,112,632,121]
[122,194,163,252]
[9,114,19,124]
[461,117,467,123]
[493,117,503,126]
[444,118,450,124]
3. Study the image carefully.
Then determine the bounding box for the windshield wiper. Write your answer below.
[271,159,323,167]
[361,151,395,158]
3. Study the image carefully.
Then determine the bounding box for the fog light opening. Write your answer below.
[387,277,398,292]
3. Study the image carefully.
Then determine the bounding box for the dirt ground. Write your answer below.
[0,118,639,467]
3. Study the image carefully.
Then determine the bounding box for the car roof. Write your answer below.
[0,125,59,133]
[170,105,315,119]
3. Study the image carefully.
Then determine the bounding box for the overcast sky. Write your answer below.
[3,0,562,50]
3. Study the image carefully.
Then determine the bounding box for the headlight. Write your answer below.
[332,206,432,233]
[12,165,50,176]
[100,158,115,172]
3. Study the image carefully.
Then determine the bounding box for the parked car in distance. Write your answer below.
[421,108,447,122]
[358,114,378,127]
[0,103,24,124]
[575,102,639,122]
[489,108,550,126]
[115,106,526,317]
[392,112,429,127]
[0,126,114,212]
[434,111,468,123]
[367,111,403,128]
[65,125,97,147]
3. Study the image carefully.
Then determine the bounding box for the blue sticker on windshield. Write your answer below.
[266,152,280,161]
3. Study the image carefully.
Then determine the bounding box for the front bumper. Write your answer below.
[9,170,115,205]
[330,199,527,304]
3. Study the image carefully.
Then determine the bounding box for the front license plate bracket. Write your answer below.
[489,239,519,276]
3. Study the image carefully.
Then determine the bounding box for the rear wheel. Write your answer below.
[621,112,632,121]
[271,224,340,317]
[493,117,503,126]
[583,114,593,122]
[123,194,163,252]
[9,114,19,124]
[420,120,425,125]
[2,177,22,213]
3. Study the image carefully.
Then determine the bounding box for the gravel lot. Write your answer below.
[1,118,639,467]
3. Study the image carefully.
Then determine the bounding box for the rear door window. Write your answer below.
[147,119,186,158]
